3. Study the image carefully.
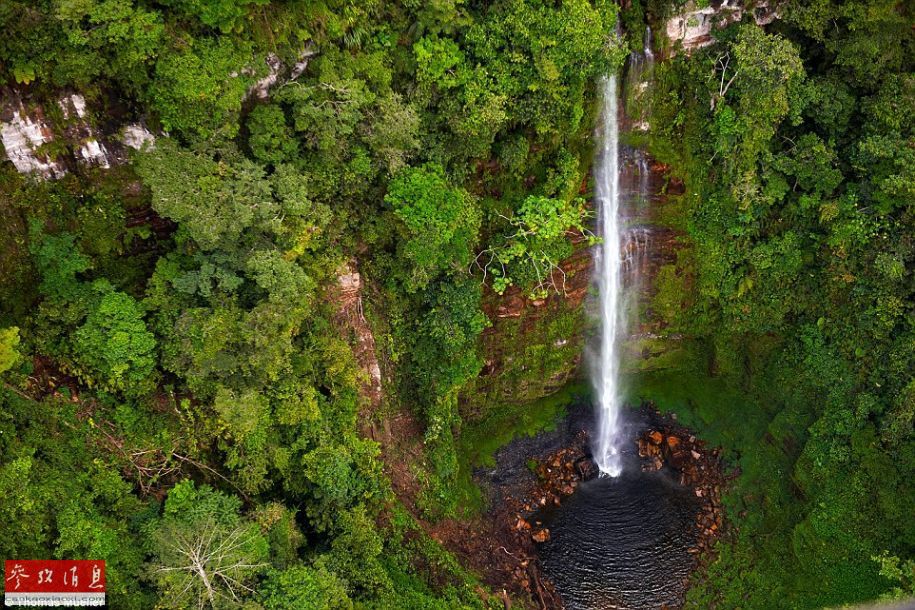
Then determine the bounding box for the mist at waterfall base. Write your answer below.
[535,33,702,609]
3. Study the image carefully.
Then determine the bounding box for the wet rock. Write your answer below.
[641,455,663,472]
[668,449,691,470]
[637,438,648,457]
[638,437,662,459]
[574,457,598,480]
[648,430,664,445]
[531,528,550,543]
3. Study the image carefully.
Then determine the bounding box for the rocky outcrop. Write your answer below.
[327,262,383,413]
[0,98,67,179]
[636,408,727,559]
[0,46,313,179]
[664,0,779,55]
[0,90,155,179]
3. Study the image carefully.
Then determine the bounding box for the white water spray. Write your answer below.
[593,74,624,477]
[591,27,657,478]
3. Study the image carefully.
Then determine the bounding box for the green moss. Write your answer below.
[652,264,687,326]
[446,380,588,515]
[465,297,587,421]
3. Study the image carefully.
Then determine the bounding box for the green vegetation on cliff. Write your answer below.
[0,0,912,608]
[0,1,624,607]
[634,0,915,607]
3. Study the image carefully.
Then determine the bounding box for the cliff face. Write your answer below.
[664,0,778,54]
[464,152,688,417]
[0,89,154,178]
[618,147,687,337]
[464,235,593,420]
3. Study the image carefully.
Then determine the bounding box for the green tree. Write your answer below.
[0,327,21,375]
[30,229,91,302]
[318,504,390,596]
[159,0,267,33]
[149,38,258,140]
[260,565,352,610]
[73,281,157,395]
[477,195,593,296]
[247,103,299,166]
[54,0,164,90]
[135,140,269,250]
[385,164,480,291]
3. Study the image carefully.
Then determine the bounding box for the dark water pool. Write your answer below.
[538,425,700,609]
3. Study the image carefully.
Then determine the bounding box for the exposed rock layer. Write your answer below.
[665,0,779,55]
[327,262,384,413]
[0,90,154,178]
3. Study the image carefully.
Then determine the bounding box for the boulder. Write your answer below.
[531,529,550,543]
[668,449,691,470]
[642,455,663,472]
[574,457,598,481]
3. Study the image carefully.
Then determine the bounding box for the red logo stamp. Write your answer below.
[4,560,105,607]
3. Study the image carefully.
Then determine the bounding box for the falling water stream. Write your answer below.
[592,73,624,477]
[592,24,656,479]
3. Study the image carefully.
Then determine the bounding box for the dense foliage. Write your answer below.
[1,0,912,608]
[0,0,622,607]
[637,0,915,607]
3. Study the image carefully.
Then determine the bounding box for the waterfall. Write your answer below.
[592,26,655,478]
[644,25,655,62]
[626,25,655,131]
[593,74,624,477]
